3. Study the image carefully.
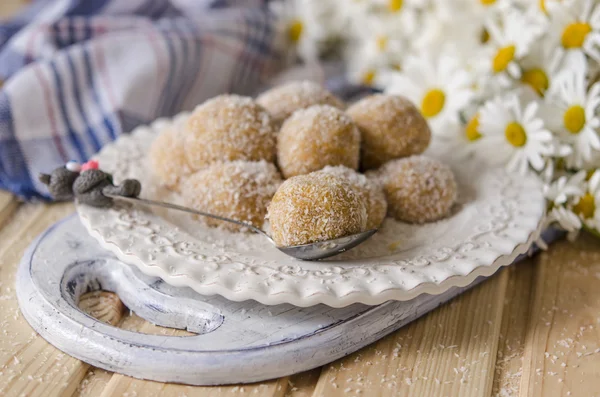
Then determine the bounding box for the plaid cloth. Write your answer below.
[0,0,283,200]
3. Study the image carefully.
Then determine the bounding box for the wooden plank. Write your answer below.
[311,269,509,397]
[491,260,536,397]
[0,191,19,228]
[79,291,126,328]
[75,368,115,397]
[0,203,110,397]
[284,369,321,397]
[520,233,600,397]
[72,292,125,397]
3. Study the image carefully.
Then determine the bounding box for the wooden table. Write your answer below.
[2,3,600,396]
[2,193,600,397]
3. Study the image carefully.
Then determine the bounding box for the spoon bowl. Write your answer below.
[105,193,378,261]
[276,229,378,260]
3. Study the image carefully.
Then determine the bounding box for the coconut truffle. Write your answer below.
[318,165,387,229]
[277,105,361,178]
[181,160,282,232]
[267,172,367,246]
[149,126,191,190]
[183,95,276,171]
[257,80,345,125]
[376,156,457,224]
[347,94,431,170]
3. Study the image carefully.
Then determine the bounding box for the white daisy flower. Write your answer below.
[478,9,545,83]
[413,6,485,62]
[427,120,481,159]
[369,0,427,13]
[535,0,561,15]
[542,61,600,168]
[543,170,586,234]
[547,206,583,232]
[345,43,401,88]
[544,170,587,205]
[518,39,564,96]
[344,0,422,34]
[477,93,554,174]
[441,0,513,20]
[345,12,408,86]
[513,0,554,27]
[570,170,600,231]
[587,151,600,169]
[270,0,342,63]
[547,0,600,64]
[385,54,475,133]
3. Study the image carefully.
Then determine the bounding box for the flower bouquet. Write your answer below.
[273,0,600,239]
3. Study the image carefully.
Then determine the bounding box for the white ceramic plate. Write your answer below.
[77,113,546,307]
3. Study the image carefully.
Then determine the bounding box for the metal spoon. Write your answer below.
[104,193,378,261]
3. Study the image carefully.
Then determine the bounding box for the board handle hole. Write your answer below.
[65,259,224,335]
[78,291,197,336]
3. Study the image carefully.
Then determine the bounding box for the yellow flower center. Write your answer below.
[492,45,516,73]
[420,89,446,118]
[561,22,592,49]
[388,0,403,12]
[390,63,402,71]
[505,122,527,147]
[573,192,596,219]
[521,68,549,96]
[539,0,547,14]
[287,19,303,43]
[480,0,496,5]
[563,105,586,134]
[376,35,388,51]
[362,70,376,85]
[465,115,482,141]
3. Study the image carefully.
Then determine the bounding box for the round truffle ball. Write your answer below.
[183,95,276,171]
[149,126,191,190]
[277,105,361,178]
[318,165,387,230]
[376,156,457,224]
[257,80,345,125]
[267,172,367,247]
[181,160,282,231]
[347,94,431,170]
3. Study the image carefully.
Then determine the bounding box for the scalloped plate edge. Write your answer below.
[79,207,545,307]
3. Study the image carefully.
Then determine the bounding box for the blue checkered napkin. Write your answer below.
[0,0,283,200]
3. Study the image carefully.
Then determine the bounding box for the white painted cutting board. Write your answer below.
[16,215,557,385]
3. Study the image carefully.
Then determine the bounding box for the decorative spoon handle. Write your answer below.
[103,191,270,238]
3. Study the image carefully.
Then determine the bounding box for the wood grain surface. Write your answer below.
[1,1,600,396]
[2,188,600,397]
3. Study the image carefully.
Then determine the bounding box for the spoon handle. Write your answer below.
[103,192,269,237]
